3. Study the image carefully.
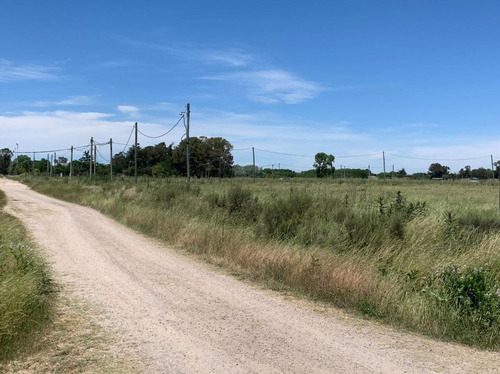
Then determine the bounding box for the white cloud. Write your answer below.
[203,70,323,104]
[0,58,59,82]
[117,105,140,114]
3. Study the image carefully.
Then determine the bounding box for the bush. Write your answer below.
[227,185,253,213]
[261,190,312,240]
[422,265,500,329]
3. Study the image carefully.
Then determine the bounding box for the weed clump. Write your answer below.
[378,191,427,239]
[422,265,500,343]
[206,185,260,221]
[260,190,312,240]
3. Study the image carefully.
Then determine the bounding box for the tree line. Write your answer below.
[2,145,499,180]
[1,136,234,178]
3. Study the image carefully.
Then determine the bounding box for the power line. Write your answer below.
[254,148,382,159]
[255,148,313,158]
[137,115,184,139]
[386,153,490,161]
[19,144,89,154]
[121,124,135,153]
[95,146,110,162]
[94,140,110,146]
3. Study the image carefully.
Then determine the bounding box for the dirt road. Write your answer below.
[1,179,499,373]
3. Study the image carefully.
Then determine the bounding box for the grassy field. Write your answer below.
[19,175,500,349]
[0,188,55,361]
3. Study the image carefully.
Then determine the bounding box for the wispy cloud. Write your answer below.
[199,50,251,67]
[0,58,59,82]
[203,70,323,104]
[121,39,251,67]
[30,95,98,108]
[119,39,323,104]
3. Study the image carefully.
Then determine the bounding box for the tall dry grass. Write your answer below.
[19,175,500,348]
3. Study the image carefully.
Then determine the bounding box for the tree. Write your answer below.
[172,136,234,178]
[428,163,449,178]
[396,168,407,178]
[313,152,335,178]
[459,165,471,179]
[471,167,490,180]
[14,155,32,174]
[0,148,13,175]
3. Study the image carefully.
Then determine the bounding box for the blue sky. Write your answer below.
[1,0,500,173]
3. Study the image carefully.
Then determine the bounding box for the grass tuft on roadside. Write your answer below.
[0,189,56,361]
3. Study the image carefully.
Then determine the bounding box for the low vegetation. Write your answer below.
[19,175,500,349]
[0,189,55,361]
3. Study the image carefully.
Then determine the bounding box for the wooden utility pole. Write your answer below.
[383,151,386,181]
[70,146,73,179]
[94,144,97,176]
[46,154,49,176]
[110,138,113,181]
[491,155,495,180]
[90,137,93,177]
[134,122,138,185]
[186,103,191,189]
[252,147,256,182]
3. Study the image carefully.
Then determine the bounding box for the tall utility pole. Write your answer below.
[186,103,191,189]
[134,122,138,185]
[110,138,113,181]
[90,137,93,177]
[491,155,495,180]
[383,151,386,181]
[70,146,73,179]
[94,144,97,176]
[46,154,49,176]
[252,146,256,182]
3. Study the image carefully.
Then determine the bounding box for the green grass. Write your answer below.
[19,175,500,349]
[0,189,55,361]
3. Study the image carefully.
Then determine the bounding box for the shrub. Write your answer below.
[261,190,311,240]
[227,185,253,213]
[422,265,500,329]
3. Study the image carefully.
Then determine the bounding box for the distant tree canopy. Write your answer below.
[459,165,493,180]
[0,148,13,175]
[428,163,450,178]
[0,137,235,178]
[172,136,234,178]
[313,152,335,178]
